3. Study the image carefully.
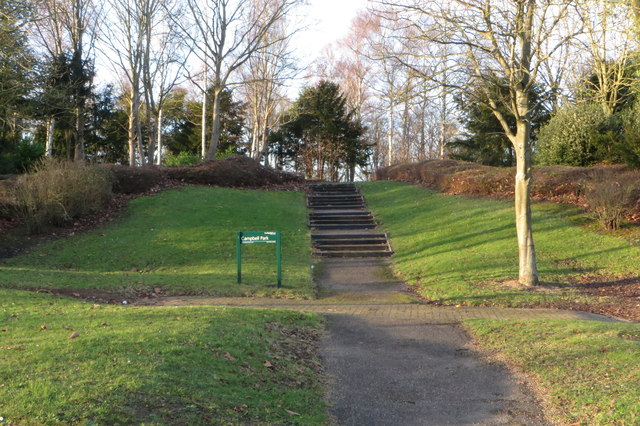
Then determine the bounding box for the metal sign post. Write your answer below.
[236,231,282,288]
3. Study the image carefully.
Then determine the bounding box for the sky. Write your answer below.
[286,0,371,96]
[94,0,371,98]
[294,0,370,64]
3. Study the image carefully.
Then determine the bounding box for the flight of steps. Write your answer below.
[308,183,393,258]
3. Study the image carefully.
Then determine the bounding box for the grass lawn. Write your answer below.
[0,289,326,424]
[360,181,640,307]
[465,319,640,424]
[0,186,314,299]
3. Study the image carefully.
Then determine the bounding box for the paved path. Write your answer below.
[149,258,618,324]
[147,258,619,425]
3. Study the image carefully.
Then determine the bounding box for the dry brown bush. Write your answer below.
[10,160,113,233]
[584,171,640,230]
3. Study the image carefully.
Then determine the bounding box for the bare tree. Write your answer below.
[240,0,297,165]
[176,0,301,160]
[141,0,189,165]
[103,0,147,166]
[381,0,579,286]
[576,0,637,115]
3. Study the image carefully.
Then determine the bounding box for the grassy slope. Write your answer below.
[0,186,314,298]
[0,289,326,424]
[360,181,640,306]
[465,319,640,424]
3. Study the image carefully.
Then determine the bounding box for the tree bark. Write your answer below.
[127,95,136,166]
[156,108,163,165]
[513,96,538,286]
[387,99,394,166]
[74,105,85,162]
[206,88,222,160]
[201,87,207,159]
[46,118,55,157]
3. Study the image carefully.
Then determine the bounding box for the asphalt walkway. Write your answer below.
[149,257,619,425]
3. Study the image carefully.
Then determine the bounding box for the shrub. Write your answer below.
[11,160,113,233]
[0,139,45,174]
[536,102,616,166]
[584,172,638,230]
[618,101,640,168]
[164,152,201,166]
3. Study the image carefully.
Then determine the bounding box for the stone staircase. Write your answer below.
[308,183,393,258]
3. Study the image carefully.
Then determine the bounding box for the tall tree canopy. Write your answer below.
[270,80,369,181]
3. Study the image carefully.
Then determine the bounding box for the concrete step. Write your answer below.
[312,243,389,251]
[309,184,357,190]
[308,204,366,209]
[309,205,365,210]
[308,196,363,202]
[309,217,374,223]
[309,216,373,222]
[310,223,377,229]
[313,250,393,258]
[309,191,359,196]
[311,223,377,230]
[312,233,388,240]
[310,211,372,216]
[313,238,388,245]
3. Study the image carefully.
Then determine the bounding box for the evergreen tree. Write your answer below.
[0,0,37,172]
[448,77,549,167]
[270,80,368,181]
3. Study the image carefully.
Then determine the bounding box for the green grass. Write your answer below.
[0,289,326,424]
[360,181,640,306]
[0,186,314,298]
[465,319,640,424]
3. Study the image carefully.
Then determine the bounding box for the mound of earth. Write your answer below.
[107,156,303,194]
[376,160,640,219]
[162,156,302,188]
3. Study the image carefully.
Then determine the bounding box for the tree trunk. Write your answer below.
[259,120,270,165]
[65,129,72,161]
[46,118,55,157]
[206,89,222,161]
[127,96,136,167]
[513,117,539,286]
[146,114,156,166]
[387,99,394,166]
[135,90,145,166]
[156,108,163,165]
[201,87,207,159]
[74,106,85,162]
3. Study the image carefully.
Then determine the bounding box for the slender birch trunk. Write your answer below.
[387,99,394,166]
[156,108,163,165]
[73,106,85,162]
[201,84,207,159]
[46,118,55,157]
[127,97,136,166]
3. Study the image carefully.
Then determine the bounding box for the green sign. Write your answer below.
[239,231,278,244]
[236,231,282,288]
